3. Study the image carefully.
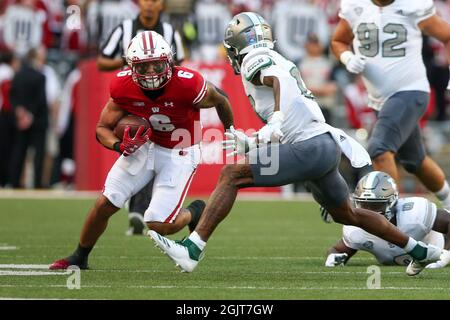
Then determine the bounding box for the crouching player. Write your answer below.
[325,171,450,269]
[49,31,234,269]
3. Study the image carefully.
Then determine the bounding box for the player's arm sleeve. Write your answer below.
[342,226,363,251]
[100,24,123,58]
[259,64,298,113]
[192,72,208,105]
[413,0,436,25]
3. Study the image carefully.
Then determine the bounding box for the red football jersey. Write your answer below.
[110,66,207,149]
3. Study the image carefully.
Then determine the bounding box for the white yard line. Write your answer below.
[0,298,87,300]
[0,246,17,251]
[0,190,99,199]
[0,284,447,291]
[0,264,68,276]
[0,271,68,276]
[0,264,50,269]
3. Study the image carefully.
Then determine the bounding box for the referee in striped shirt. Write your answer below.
[97,0,184,70]
[97,0,185,235]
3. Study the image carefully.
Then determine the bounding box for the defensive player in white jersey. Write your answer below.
[332,0,450,210]
[325,171,450,269]
[148,12,443,276]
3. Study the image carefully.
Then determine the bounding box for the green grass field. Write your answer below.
[0,196,449,300]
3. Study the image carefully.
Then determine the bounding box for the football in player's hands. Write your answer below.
[114,115,151,140]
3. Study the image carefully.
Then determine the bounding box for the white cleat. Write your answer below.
[406,244,443,276]
[148,230,203,273]
[425,249,450,269]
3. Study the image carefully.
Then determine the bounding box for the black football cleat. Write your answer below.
[126,212,146,236]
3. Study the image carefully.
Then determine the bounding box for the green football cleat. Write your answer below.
[148,230,204,273]
[406,243,442,276]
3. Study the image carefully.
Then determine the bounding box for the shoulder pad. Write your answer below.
[402,0,435,20]
[110,69,133,98]
[339,0,361,23]
[396,197,425,211]
[242,54,273,81]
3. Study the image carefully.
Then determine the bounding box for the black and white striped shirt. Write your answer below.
[100,16,185,63]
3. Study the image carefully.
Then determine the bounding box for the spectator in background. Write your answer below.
[34,0,56,47]
[299,34,337,124]
[60,0,89,55]
[227,0,273,18]
[0,52,20,187]
[272,0,329,64]
[39,0,65,39]
[53,66,80,189]
[312,0,340,31]
[1,0,50,57]
[9,48,48,189]
[422,0,450,121]
[87,0,139,51]
[32,46,62,187]
[0,0,15,15]
[343,75,375,131]
[192,0,230,63]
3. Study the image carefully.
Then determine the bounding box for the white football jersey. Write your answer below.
[2,5,45,57]
[195,2,231,44]
[272,1,330,62]
[343,197,443,265]
[339,0,435,110]
[240,48,329,144]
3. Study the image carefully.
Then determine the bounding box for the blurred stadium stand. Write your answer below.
[0,0,448,196]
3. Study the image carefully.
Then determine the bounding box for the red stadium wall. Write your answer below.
[75,58,279,195]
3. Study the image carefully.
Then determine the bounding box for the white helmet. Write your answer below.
[126,31,174,90]
[353,171,399,220]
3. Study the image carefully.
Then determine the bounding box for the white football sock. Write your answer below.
[435,181,450,210]
[403,237,418,253]
[188,231,206,250]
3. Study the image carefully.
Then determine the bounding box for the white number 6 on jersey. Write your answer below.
[117,70,132,77]
[149,114,175,132]
[177,70,194,79]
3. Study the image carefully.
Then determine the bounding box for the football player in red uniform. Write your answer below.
[49,31,234,270]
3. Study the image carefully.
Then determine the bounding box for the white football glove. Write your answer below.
[425,249,450,269]
[340,51,366,74]
[222,126,257,157]
[325,253,348,267]
[255,111,284,144]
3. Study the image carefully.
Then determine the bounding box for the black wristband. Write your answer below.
[113,141,122,154]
